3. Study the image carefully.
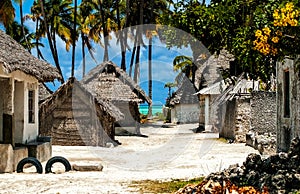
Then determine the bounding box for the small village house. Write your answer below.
[196,80,227,131]
[214,79,260,141]
[277,57,300,152]
[169,77,199,124]
[39,78,124,146]
[81,61,152,134]
[0,30,61,172]
[194,49,234,132]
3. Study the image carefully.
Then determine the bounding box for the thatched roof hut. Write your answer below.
[168,76,199,123]
[81,61,151,104]
[81,61,151,133]
[0,30,62,82]
[39,77,124,146]
[169,77,198,106]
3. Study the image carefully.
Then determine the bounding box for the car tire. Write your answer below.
[16,157,43,174]
[45,156,71,173]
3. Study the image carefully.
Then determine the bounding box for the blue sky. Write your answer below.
[8,0,208,106]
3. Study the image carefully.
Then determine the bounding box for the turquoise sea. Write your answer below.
[139,105,163,115]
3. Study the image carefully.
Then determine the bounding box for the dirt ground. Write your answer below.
[0,123,259,194]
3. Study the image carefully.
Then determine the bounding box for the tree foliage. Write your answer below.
[162,0,300,85]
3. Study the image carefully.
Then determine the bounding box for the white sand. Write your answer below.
[0,123,258,193]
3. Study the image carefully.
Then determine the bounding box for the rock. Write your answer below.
[243,153,262,171]
[292,174,300,189]
[72,163,103,171]
[200,137,300,193]
[288,136,300,157]
[271,173,286,190]
[245,170,260,186]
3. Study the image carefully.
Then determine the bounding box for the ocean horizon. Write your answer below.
[139,104,163,115]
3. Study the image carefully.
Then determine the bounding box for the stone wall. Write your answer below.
[220,92,276,144]
[235,97,251,142]
[250,91,276,134]
[221,97,251,142]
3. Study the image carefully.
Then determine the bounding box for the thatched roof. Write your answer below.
[0,30,61,82]
[38,83,52,102]
[194,49,234,90]
[40,77,124,121]
[81,61,152,104]
[169,76,199,106]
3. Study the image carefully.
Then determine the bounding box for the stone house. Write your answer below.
[0,30,61,172]
[80,61,152,134]
[277,57,300,152]
[217,79,263,142]
[39,78,124,146]
[169,76,199,123]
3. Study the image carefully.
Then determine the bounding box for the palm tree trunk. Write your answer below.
[147,0,154,118]
[129,30,137,77]
[134,0,144,135]
[98,0,109,62]
[133,0,143,84]
[133,32,140,83]
[148,35,153,117]
[36,19,45,60]
[71,0,77,77]
[36,19,40,58]
[39,0,64,83]
[19,0,31,53]
[116,0,126,70]
[81,32,86,77]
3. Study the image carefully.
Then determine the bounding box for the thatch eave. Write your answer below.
[0,30,62,82]
[40,77,124,121]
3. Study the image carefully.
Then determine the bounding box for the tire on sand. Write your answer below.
[45,156,71,173]
[16,157,43,174]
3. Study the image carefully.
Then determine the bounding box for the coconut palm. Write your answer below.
[6,21,43,51]
[29,0,74,83]
[78,0,98,77]
[173,55,197,84]
[164,82,177,99]
[115,0,126,70]
[0,0,15,30]
[15,0,32,52]
[71,0,78,77]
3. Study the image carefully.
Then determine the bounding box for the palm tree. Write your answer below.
[115,0,126,70]
[164,82,177,99]
[133,0,144,84]
[78,0,98,77]
[16,0,31,52]
[6,21,43,51]
[173,55,197,84]
[30,0,74,83]
[71,0,78,77]
[0,0,15,30]
[147,0,154,118]
[97,0,110,62]
[128,0,171,115]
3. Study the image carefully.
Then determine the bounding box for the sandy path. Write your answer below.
[0,123,258,193]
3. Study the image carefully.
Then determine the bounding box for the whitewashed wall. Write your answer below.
[171,104,200,123]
